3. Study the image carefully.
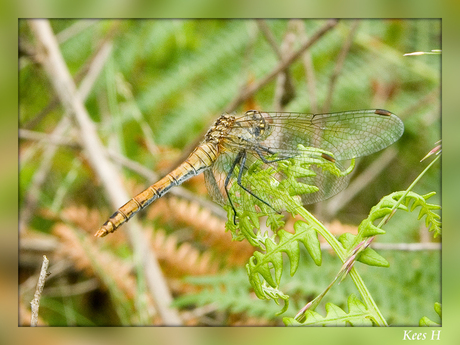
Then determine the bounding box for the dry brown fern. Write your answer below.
[146,228,219,278]
[147,196,254,267]
[52,223,137,300]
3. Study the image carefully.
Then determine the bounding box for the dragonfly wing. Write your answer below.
[203,168,226,206]
[203,150,239,207]
[296,159,351,205]
[204,109,403,215]
[250,110,404,160]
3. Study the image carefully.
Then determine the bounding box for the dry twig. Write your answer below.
[30,255,49,326]
[28,19,182,325]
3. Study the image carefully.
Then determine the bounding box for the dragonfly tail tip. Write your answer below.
[94,228,108,237]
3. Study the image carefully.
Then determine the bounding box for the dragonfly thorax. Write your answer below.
[204,114,236,145]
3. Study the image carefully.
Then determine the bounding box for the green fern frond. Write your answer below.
[172,269,285,320]
[338,191,441,268]
[283,294,373,326]
[349,191,441,251]
[389,191,441,235]
[225,146,353,310]
[246,221,321,302]
[226,145,352,242]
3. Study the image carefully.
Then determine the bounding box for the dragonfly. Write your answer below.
[95,109,404,237]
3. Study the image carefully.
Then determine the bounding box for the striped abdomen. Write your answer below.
[95,142,219,237]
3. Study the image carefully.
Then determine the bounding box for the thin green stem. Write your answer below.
[296,206,387,326]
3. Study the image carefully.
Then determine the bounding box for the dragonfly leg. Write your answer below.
[224,151,243,224]
[236,150,279,214]
[254,145,295,164]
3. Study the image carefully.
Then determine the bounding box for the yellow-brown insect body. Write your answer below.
[95,115,236,237]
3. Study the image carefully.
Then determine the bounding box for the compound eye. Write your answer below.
[245,109,260,119]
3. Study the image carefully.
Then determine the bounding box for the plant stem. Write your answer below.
[296,206,388,326]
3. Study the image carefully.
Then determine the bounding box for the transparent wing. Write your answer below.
[228,109,404,160]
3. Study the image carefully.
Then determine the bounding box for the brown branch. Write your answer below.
[293,20,319,114]
[322,20,360,113]
[28,19,182,325]
[272,20,297,110]
[225,19,338,113]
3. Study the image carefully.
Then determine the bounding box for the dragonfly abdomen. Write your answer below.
[95,142,219,237]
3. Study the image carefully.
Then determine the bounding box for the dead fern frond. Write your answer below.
[60,204,103,233]
[147,228,219,278]
[147,196,254,267]
[53,223,137,299]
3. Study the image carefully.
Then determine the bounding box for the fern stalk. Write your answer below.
[293,204,388,326]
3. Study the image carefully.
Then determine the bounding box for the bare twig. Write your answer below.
[257,19,296,110]
[56,19,98,44]
[293,20,319,114]
[19,128,78,148]
[273,21,297,110]
[256,20,284,60]
[225,19,338,113]
[322,20,360,113]
[20,39,113,232]
[30,255,49,326]
[28,19,182,325]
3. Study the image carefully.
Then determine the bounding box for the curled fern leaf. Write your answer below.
[260,282,290,315]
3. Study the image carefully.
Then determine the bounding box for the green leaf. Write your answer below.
[338,233,389,267]
[434,302,442,317]
[294,221,322,266]
[419,317,439,327]
[420,302,441,326]
[245,220,323,309]
[356,247,390,267]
